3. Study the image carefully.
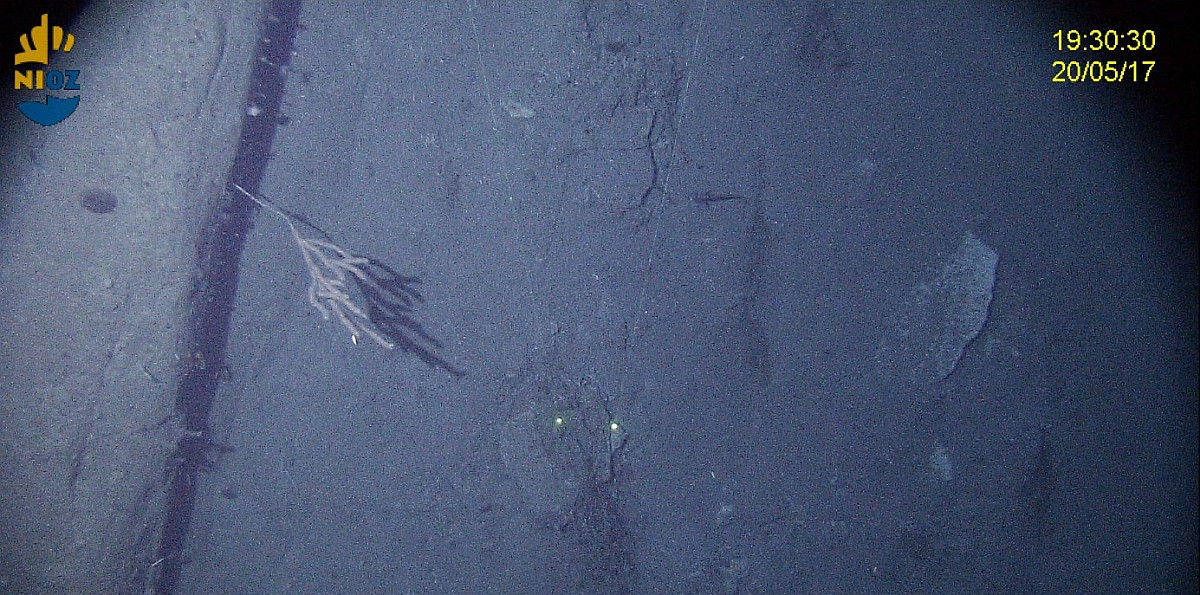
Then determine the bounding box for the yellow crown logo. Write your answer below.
[15,14,74,66]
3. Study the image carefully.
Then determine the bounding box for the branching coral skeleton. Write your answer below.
[233,184,465,376]
[233,184,393,349]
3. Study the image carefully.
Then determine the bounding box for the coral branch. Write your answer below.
[232,184,462,375]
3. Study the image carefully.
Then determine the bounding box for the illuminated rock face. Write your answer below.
[877,232,999,384]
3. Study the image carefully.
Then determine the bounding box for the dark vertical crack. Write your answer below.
[148,1,302,593]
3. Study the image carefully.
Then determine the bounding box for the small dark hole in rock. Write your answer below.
[219,486,238,500]
[80,190,118,214]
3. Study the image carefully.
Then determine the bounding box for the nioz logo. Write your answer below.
[14,14,79,126]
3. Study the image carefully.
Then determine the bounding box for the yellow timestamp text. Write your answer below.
[1054,29,1156,52]
[1052,60,1155,83]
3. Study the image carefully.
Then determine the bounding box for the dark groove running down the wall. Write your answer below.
[150,1,302,592]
